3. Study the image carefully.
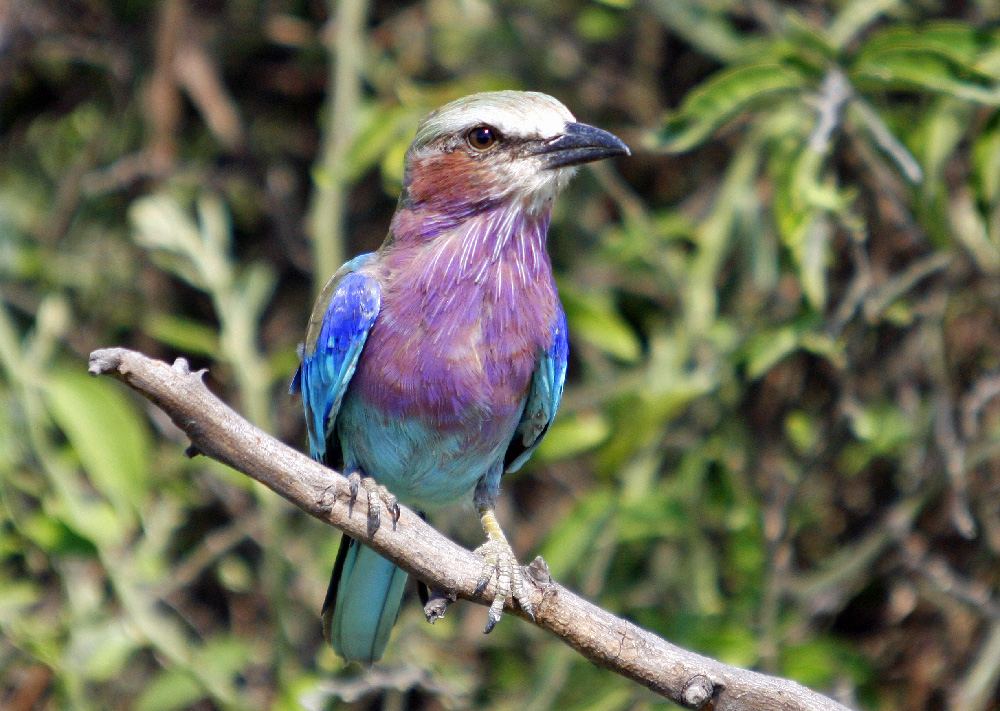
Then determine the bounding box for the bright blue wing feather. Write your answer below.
[295,253,380,462]
[506,308,568,472]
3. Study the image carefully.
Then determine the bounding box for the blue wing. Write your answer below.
[505,308,569,472]
[292,253,380,463]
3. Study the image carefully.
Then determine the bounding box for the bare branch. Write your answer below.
[88,347,854,711]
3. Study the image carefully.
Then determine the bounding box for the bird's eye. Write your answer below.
[466,125,499,151]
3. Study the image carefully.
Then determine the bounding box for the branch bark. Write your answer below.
[88,347,854,711]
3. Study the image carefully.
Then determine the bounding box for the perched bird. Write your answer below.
[292,90,629,663]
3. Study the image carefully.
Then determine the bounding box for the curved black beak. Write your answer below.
[534,122,630,169]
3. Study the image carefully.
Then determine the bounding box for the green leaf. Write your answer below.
[344,103,421,184]
[616,484,688,542]
[798,217,832,311]
[560,286,642,362]
[575,686,634,711]
[24,495,124,549]
[848,403,916,454]
[0,579,42,625]
[786,411,821,454]
[973,117,1000,205]
[592,0,632,9]
[853,25,1000,104]
[691,619,758,667]
[744,327,800,379]
[949,188,1000,273]
[143,313,219,358]
[780,638,855,689]
[644,0,766,63]
[771,144,855,311]
[539,488,616,579]
[190,635,251,682]
[857,22,992,68]
[68,619,139,681]
[689,530,723,615]
[855,51,1000,104]
[827,0,905,51]
[652,62,808,152]
[576,6,626,43]
[136,670,203,711]
[20,512,97,556]
[535,412,611,460]
[43,371,151,517]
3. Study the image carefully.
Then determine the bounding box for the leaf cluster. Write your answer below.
[3,1,1000,710]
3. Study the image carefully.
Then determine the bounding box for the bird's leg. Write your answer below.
[346,470,400,536]
[473,505,533,633]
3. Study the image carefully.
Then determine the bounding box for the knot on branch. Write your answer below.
[681,674,722,709]
[526,556,553,586]
[88,348,125,376]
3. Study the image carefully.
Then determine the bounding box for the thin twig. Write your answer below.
[307,0,369,295]
[924,294,977,538]
[950,618,1000,711]
[961,372,1000,440]
[809,68,851,154]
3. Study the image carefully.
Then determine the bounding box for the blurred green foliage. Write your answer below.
[3,1,1000,710]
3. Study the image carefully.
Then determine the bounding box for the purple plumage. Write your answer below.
[356,201,558,429]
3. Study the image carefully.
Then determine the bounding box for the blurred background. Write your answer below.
[3,0,1000,709]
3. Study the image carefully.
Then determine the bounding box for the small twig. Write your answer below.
[161,512,260,598]
[961,372,1000,440]
[88,347,853,711]
[828,229,872,338]
[809,68,851,154]
[303,664,463,706]
[173,38,246,150]
[848,98,923,184]
[950,617,1000,711]
[924,295,977,538]
[790,493,926,618]
[307,0,369,295]
[899,534,1000,620]
[146,0,186,174]
[862,252,952,322]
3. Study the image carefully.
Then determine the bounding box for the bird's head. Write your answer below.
[399,91,629,221]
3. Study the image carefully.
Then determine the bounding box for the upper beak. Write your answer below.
[534,122,630,169]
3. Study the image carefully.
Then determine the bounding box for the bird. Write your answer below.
[292,90,629,663]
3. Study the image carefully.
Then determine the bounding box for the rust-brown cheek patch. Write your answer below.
[407,152,503,210]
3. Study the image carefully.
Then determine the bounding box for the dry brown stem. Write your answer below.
[88,347,853,711]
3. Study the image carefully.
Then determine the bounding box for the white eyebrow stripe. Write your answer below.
[413,91,575,150]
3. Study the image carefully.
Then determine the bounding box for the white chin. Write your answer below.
[517,165,578,214]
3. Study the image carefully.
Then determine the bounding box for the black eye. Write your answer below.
[466,125,499,151]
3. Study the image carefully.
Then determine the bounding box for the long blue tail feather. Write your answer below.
[322,536,408,663]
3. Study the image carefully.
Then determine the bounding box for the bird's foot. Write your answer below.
[346,471,400,536]
[473,506,533,633]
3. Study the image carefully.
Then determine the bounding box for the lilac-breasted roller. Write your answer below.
[292,91,629,663]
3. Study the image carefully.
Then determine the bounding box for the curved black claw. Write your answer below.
[345,471,399,537]
[347,471,362,515]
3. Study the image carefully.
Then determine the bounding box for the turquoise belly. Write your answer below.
[336,390,522,510]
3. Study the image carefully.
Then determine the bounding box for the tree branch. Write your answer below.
[88,347,854,711]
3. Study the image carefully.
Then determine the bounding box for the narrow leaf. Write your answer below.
[560,286,642,362]
[653,63,808,152]
[43,371,151,517]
